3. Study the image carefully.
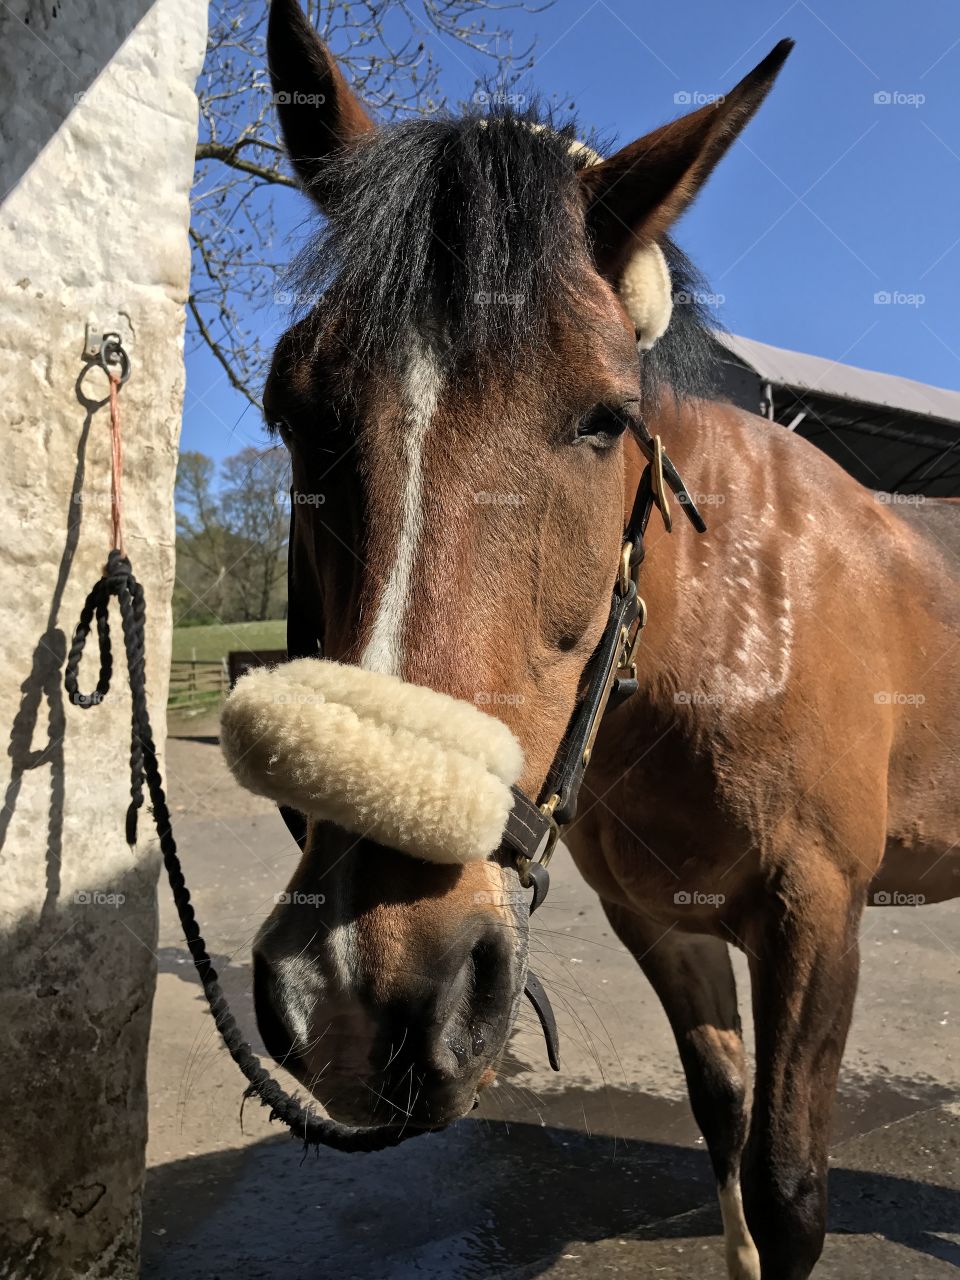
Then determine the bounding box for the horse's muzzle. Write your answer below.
[251,854,527,1128]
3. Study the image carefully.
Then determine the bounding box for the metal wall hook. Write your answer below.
[82,324,132,386]
[98,332,132,386]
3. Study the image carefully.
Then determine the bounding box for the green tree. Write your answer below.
[175,446,290,623]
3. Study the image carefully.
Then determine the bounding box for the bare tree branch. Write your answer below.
[187,292,262,409]
[189,0,553,408]
[195,142,300,186]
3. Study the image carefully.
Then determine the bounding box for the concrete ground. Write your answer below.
[142,712,960,1279]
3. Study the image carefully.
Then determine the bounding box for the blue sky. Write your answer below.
[183,0,960,463]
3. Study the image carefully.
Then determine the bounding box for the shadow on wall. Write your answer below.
[0,364,162,1272]
[140,1118,960,1280]
[0,0,157,195]
[0,859,158,1273]
[0,0,181,914]
[0,363,120,920]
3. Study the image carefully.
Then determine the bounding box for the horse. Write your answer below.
[240,3,960,1276]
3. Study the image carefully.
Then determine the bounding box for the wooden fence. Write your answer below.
[168,658,229,709]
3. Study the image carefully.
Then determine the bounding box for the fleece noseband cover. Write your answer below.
[220,659,524,865]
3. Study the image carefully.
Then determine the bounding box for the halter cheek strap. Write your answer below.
[495,423,706,906]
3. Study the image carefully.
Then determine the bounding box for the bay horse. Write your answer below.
[245,3,960,1276]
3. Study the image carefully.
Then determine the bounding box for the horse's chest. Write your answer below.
[568,715,758,923]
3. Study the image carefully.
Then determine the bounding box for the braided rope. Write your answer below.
[65,549,416,1153]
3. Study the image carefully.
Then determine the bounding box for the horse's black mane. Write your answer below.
[292,103,719,403]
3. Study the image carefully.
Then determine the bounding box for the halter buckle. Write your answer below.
[618,541,632,596]
[516,792,561,889]
[619,537,642,597]
[620,595,647,678]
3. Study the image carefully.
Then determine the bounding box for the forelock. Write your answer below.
[293,105,592,373]
[287,105,721,403]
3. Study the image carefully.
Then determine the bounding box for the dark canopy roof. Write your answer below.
[717,334,960,496]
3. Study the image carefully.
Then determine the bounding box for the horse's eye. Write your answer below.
[267,415,293,442]
[576,403,630,443]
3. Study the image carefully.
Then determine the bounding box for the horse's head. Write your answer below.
[245,0,790,1133]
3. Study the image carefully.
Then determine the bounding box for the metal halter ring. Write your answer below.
[621,597,647,674]
[518,795,561,871]
[98,333,132,386]
[619,539,639,596]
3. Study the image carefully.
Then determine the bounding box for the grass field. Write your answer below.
[171,619,286,664]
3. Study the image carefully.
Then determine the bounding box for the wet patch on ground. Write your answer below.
[142,1070,959,1280]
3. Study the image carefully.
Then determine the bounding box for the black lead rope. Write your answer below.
[64,549,416,1152]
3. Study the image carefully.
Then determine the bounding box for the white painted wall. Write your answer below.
[0,2,206,1273]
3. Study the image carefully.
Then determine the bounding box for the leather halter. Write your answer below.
[495,420,706,911]
[279,416,705,1071]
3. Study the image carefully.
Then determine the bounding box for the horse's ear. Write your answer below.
[581,40,793,286]
[268,0,375,206]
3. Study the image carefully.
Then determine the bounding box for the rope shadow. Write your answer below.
[0,365,111,923]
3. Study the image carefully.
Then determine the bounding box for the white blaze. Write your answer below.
[360,338,442,675]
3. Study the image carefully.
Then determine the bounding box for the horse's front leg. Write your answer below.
[740,858,864,1279]
[602,901,760,1280]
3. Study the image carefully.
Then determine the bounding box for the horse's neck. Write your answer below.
[628,395,800,711]
[627,393,958,713]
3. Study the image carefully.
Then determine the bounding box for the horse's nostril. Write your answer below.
[448,1036,469,1070]
[470,935,500,1002]
[465,929,513,1057]
[252,951,298,1068]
